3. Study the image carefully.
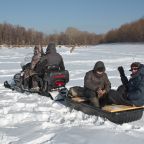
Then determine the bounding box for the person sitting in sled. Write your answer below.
[35,42,65,92]
[84,61,111,107]
[109,62,144,106]
[23,45,43,91]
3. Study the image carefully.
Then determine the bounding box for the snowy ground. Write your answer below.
[0,44,144,144]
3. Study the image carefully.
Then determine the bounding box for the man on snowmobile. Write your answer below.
[109,62,144,106]
[84,61,111,107]
[35,42,66,92]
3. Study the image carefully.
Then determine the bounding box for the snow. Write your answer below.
[0,44,144,144]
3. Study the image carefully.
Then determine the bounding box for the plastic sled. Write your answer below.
[65,97,144,124]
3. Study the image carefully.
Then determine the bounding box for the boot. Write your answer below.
[23,78,29,90]
[42,81,47,92]
[30,86,39,92]
[31,78,39,92]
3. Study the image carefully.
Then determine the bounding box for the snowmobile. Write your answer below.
[64,86,144,124]
[4,55,69,100]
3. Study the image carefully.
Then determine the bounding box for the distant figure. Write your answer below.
[70,46,75,53]
[109,62,144,106]
[84,61,111,107]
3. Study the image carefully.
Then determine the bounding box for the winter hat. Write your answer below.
[93,61,105,72]
[34,45,41,54]
[129,62,141,71]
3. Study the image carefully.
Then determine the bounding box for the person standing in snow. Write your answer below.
[84,61,111,107]
[109,62,144,106]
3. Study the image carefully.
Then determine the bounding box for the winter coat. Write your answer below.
[122,64,144,106]
[30,46,42,70]
[23,46,42,79]
[84,61,111,94]
[36,43,65,73]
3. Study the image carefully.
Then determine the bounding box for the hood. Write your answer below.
[46,43,56,54]
[34,45,42,55]
[93,61,105,72]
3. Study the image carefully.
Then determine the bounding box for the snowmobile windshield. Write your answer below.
[20,53,33,68]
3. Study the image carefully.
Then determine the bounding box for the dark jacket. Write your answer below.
[45,43,65,70]
[84,61,111,94]
[121,64,144,106]
[36,43,65,73]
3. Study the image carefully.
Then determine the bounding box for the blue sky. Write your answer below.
[0,0,144,34]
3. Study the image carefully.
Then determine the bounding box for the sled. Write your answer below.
[65,97,144,124]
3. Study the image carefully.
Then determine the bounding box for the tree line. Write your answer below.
[0,23,46,46]
[0,18,144,46]
[0,23,102,46]
[101,18,144,43]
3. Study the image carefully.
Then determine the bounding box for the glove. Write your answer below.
[118,66,125,76]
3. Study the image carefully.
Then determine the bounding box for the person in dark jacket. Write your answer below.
[39,42,65,91]
[44,42,65,70]
[84,61,111,107]
[109,62,144,106]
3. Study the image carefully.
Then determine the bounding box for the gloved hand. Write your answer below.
[97,88,106,98]
[118,66,125,76]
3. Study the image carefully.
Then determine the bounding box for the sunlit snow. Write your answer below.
[0,44,144,144]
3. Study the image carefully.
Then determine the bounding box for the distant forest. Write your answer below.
[0,18,144,46]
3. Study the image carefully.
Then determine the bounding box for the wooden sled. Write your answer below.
[65,97,144,124]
